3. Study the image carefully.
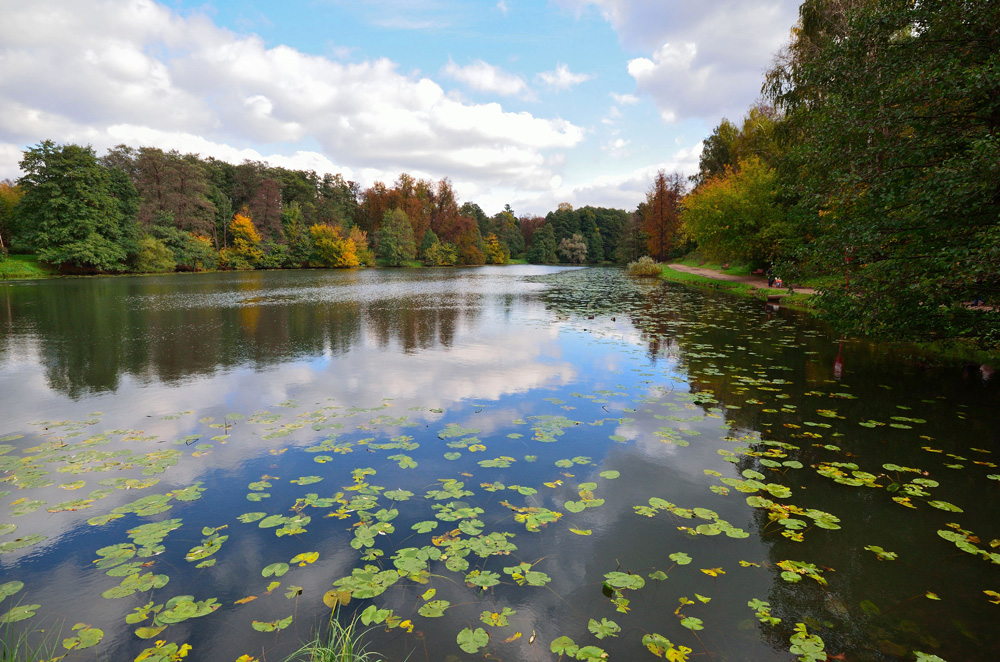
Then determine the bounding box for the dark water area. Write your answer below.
[0,266,998,662]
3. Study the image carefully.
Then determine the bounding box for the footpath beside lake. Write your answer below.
[1,267,997,662]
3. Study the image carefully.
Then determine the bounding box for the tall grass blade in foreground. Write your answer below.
[284,611,384,662]
[1,620,63,662]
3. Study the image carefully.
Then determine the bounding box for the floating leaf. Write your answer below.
[290,552,318,566]
[418,600,450,618]
[0,581,24,600]
[588,617,620,639]
[550,636,579,657]
[680,616,703,631]
[251,615,292,632]
[480,607,516,627]
[864,545,898,561]
[604,571,644,590]
[262,563,289,578]
[457,627,489,654]
[0,604,40,623]
[134,625,167,640]
[928,501,963,513]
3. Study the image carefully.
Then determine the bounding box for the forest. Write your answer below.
[0,142,640,274]
[0,0,997,349]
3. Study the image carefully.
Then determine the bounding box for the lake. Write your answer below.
[1,266,998,662]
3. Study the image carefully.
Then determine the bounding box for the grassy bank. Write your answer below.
[0,255,58,280]
[658,263,815,311]
[660,262,996,363]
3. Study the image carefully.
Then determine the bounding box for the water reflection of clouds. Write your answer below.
[0,320,579,565]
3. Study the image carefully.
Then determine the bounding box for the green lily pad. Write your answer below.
[457,627,489,654]
[0,604,41,623]
[588,617,621,639]
[262,563,289,578]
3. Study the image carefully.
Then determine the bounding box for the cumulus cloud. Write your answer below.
[0,0,582,193]
[441,58,529,97]
[535,63,593,91]
[559,0,800,121]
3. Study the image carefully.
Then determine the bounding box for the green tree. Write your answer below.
[149,222,217,271]
[281,202,312,267]
[768,0,1000,347]
[526,223,558,264]
[696,118,739,185]
[134,235,176,273]
[419,228,440,260]
[423,237,458,266]
[680,156,786,265]
[614,210,648,264]
[18,141,140,271]
[375,208,417,266]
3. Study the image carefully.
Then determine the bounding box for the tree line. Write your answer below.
[0,141,661,273]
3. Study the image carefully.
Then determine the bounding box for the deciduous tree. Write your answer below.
[767,0,1000,346]
[642,171,685,261]
[376,208,417,266]
[681,156,786,266]
[18,141,140,271]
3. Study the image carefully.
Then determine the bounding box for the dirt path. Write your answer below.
[666,263,817,295]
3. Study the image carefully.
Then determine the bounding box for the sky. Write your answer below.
[0,0,801,216]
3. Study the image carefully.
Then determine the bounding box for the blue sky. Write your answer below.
[0,0,801,214]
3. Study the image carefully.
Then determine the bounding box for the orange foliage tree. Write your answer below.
[642,171,686,261]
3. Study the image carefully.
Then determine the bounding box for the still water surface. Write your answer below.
[1,267,998,661]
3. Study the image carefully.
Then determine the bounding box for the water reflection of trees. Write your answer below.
[0,276,474,398]
[541,269,1000,660]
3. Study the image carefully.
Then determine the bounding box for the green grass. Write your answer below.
[672,255,752,277]
[1,620,63,662]
[0,255,58,280]
[284,612,384,662]
[659,265,817,312]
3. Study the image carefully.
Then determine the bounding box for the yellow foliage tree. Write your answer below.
[309,223,359,268]
[347,226,375,266]
[219,213,263,269]
[484,233,509,264]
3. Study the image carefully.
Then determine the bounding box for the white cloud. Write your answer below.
[497,0,509,15]
[515,141,703,212]
[535,63,593,91]
[442,58,528,97]
[0,0,584,195]
[559,0,800,121]
[610,92,639,106]
[601,137,630,158]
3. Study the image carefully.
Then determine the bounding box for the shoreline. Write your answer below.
[660,262,816,311]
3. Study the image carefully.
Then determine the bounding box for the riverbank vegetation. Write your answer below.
[674,0,999,350]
